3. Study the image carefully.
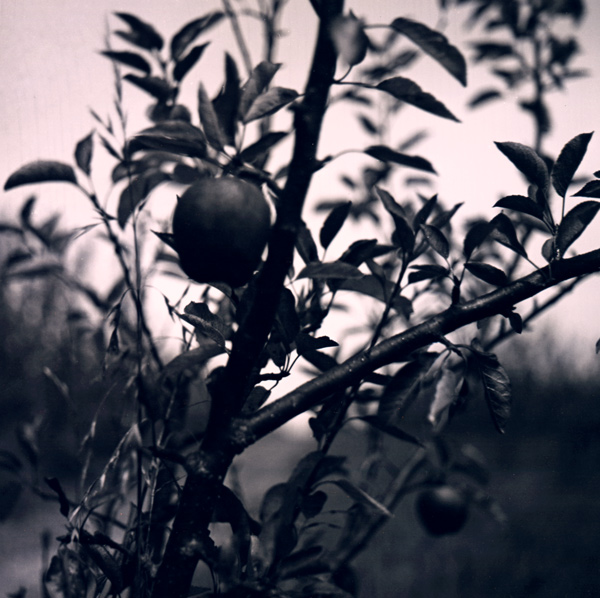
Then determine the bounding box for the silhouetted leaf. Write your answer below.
[463,220,492,259]
[0,481,22,522]
[408,264,449,284]
[173,43,209,81]
[296,222,319,264]
[374,187,415,255]
[337,276,413,317]
[468,89,502,108]
[324,479,392,517]
[4,161,77,190]
[472,42,514,62]
[198,84,227,151]
[123,74,172,102]
[573,179,600,199]
[100,50,151,74]
[494,195,545,221]
[243,87,299,123]
[295,333,338,356]
[420,224,449,259]
[74,131,94,176]
[240,61,281,118]
[170,12,224,60]
[239,131,289,165]
[320,201,351,249]
[297,261,363,281]
[340,239,394,266]
[428,360,464,428]
[391,17,467,85]
[45,477,70,517]
[471,347,511,434]
[118,170,170,227]
[494,141,549,194]
[114,12,163,50]
[551,132,593,197]
[464,261,508,286]
[413,194,438,232]
[377,77,460,122]
[330,14,369,66]
[489,213,527,258]
[365,145,436,173]
[212,54,240,146]
[555,200,600,256]
[129,121,206,158]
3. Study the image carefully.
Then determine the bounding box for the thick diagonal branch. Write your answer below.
[237,249,600,444]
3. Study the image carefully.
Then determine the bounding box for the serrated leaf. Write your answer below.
[413,194,438,232]
[100,50,151,74]
[173,43,209,82]
[555,200,600,256]
[325,479,392,517]
[373,187,415,255]
[74,131,94,176]
[365,145,436,174]
[420,224,449,259]
[428,360,464,427]
[494,141,549,194]
[198,84,226,151]
[239,131,288,165]
[551,132,593,197]
[296,261,363,280]
[359,415,423,446]
[377,76,460,122]
[243,87,299,123]
[471,348,511,434]
[170,11,224,60]
[181,302,228,349]
[123,74,172,102]
[573,179,600,198]
[463,220,491,259]
[320,201,351,249]
[114,12,163,50]
[464,261,508,286]
[4,161,77,190]
[240,61,281,118]
[494,195,545,221]
[391,17,467,86]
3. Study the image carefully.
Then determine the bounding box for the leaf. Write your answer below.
[239,131,289,165]
[573,179,600,199]
[420,224,449,259]
[364,145,436,174]
[129,121,206,158]
[45,477,70,517]
[118,170,169,228]
[296,222,320,265]
[170,11,224,60]
[463,220,492,260]
[472,42,514,62]
[489,213,527,258]
[295,333,338,356]
[0,481,22,522]
[243,87,299,123]
[340,239,395,267]
[198,84,227,151]
[373,187,414,255]
[551,132,593,197]
[390,17,467,86]
[320,201,351,249]
[413,194,439,232]
[240,61,282,118]
[212,54,241,146]
[407,264,449,284]
[471,347,511,434]
[494,141,549,194]
[494,195,545,221]
[173,43,209,82]
[428,360,464,428]
[182,302,229,349]
[324,479,392,517]
[359,415,423,446]
[337,276,413,318]
[555,200,600,257]
[114,12,163,51]
[296,261,364,281]
[468,89,502,109]
[74,131,94,176]
[464,261,508,286]
[377,76,460,122]
[123,74,172,102]
[4,161,77,190]
[330,14,369,66]
[100,50,151,74]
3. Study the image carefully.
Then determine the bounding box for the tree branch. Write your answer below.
[235,249,600,445]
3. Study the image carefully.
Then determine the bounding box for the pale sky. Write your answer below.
[1,0,600,364]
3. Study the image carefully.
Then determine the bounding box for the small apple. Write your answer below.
[415,486,469,536]
[172,176,271,287]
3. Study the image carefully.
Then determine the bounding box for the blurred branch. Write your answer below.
[237,249,600,445]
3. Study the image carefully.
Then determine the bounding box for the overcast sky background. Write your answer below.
[1,0,600,366]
